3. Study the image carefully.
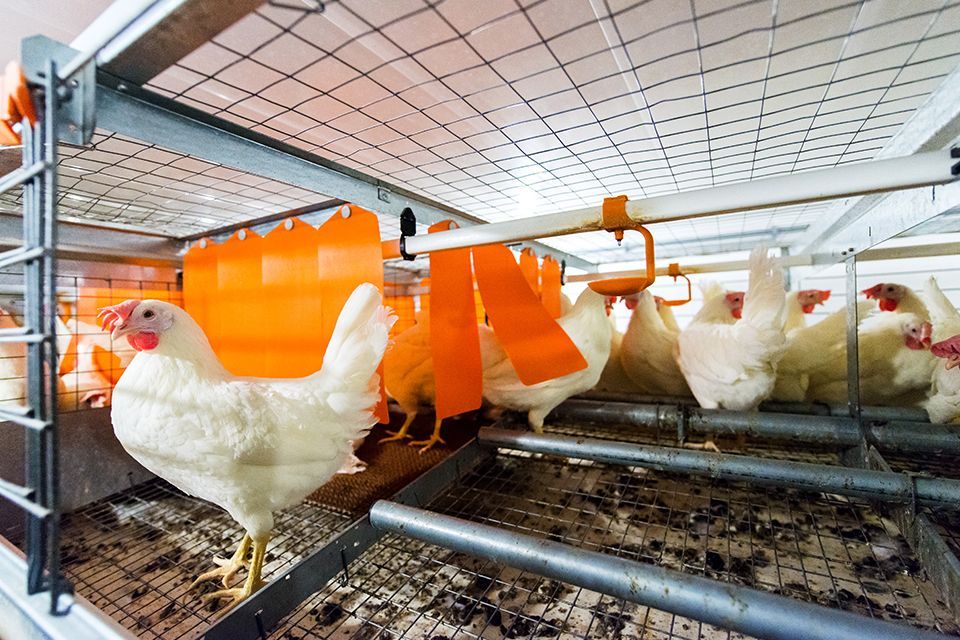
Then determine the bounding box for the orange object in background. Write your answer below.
[184,240,222,351]
[216,230,265,376]
[315,205,387,423]
[540,256,562,318]
[474,244,586,385]
[0,61,36,145]
[427,221,482,419]
[418,277,431,314]
[260,218,324,378]
[519,248,539,295]
[385,295,416,336]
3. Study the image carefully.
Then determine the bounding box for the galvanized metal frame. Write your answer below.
[549,399,960,455]
[0,61,68,613]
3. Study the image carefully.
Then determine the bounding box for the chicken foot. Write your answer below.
[201,535,268,613]
[379,411,416,444]
[189,533,251,590]
[410,417,445,453]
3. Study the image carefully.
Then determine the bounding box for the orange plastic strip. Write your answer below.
[428,221,483,419]
[183,240,220,352]
[473,244,587,385]
[519,248,539,295]
[260,218,323,378]
[540,256,563,318]
[418,277,430,314]
[316,205,387,422]
[216,230,265,375]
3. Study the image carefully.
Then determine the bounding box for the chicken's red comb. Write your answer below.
[97,299,140,332]
[932,335,960,360]
[862,283,883,299]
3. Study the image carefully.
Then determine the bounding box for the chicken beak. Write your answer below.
[947,355,960,370]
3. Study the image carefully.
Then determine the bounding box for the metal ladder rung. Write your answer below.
[0,478,49,520]
[0,161,46,196]
[0,246,46,270]
[0,408,49,431]
[0,333,45,344]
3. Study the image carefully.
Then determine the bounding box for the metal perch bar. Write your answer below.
[552,399,955,454]
[369,500,944,640]
[478,427,960,508]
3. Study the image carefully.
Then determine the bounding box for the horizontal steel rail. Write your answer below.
[552,400,956,454]
[0,246,45,270]
[370,501,943,640]
[479,427,960,508]
[0,479,49,519]
[0,161,46,196]
[576,391,930,422]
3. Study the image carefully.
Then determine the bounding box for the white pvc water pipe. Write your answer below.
[384,148,957,259]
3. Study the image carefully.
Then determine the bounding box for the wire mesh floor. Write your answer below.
[59,479,352,639]
[58,417,960,640]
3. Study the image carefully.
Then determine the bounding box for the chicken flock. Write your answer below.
[1,246,952,612]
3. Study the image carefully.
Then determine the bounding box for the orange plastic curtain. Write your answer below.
[473,244,586,385]
[540,256,563,319]
[216,231,264,376]
[184,207,387,420]
[519,248,539,294]
[427,221,482,419]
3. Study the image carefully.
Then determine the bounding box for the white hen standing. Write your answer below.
[619,291,690,396]
[0,308,25,408]
[105,284,392,610]
[677,247,786,417]
[924,277,960,423]
[480,288,611,432]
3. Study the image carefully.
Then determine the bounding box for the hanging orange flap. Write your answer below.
[386,295,416,336]
[261,218,323,378]
[474,244,586,385]
[316,205,388,423]
[183,239,220,352]
[540,256,562,319]
[428,221,482,419]
[216,230,265,376]
[519,248,539,295]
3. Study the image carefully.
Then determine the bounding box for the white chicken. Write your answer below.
[676,248,786,445]
[924,277,960,424]
[654,296,681,333]
[0,308,25,408]
[595,297,643,394]
[862,282,929,319]
[783,289,831,335]
[104,283,393,610]
[805,312,933,405]
[619,291,690,396]
[480,288,611,432]
[381,312,445,451]
[56,316,115,411]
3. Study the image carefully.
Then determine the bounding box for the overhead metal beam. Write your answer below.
[0,213,182,267]
[566,239,960,283]
[795,64,960,260]
[70,0,265,84]
[370,501,943,640]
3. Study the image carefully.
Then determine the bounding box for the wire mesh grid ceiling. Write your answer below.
[5,0,960,260]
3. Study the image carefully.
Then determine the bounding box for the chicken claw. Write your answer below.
[410,417,445,454]
[683,439,721,454]
[190,534,251,590]
[379,412,415,444]
[200,579,265,615]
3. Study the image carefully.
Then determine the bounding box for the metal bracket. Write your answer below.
[952,146,959,176]
[399,207,417,261]
[20,36,95,145]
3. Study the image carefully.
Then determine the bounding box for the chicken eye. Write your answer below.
[143,310,155,319]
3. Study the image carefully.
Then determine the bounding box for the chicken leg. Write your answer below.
[189,533,251,590]
[200,535,268,613]
[410,416,445,453]
[379,411,416,444]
